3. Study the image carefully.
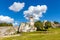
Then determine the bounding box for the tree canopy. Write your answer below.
[34,21,43,31]
[54,21,59,24]
[0,22,13,26]
[45,21,51,29]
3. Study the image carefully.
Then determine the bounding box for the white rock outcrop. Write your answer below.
[0,27,16,36]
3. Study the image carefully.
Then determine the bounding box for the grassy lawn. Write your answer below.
[0,28,60,40]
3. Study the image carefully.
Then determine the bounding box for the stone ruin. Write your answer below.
[0,26,16,36]
[0,16,37,36]
[19,22,36,32]
[19,17,37,32]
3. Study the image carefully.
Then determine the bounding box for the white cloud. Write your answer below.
[13,21,19,26]
[9,2,25,12]
[13,22,18,26]
[0,15,14,23]
[24,5,47,20]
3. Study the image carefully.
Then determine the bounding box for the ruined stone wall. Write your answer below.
[0,27,16,36]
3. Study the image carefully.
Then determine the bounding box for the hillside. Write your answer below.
[0,28,60,40]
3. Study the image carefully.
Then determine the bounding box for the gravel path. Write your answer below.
[0,34,20,38]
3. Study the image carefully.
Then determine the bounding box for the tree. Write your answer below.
[34,21,43,31]
[45,21,51,29]
[0,22,13,26]
[54,21,59,24]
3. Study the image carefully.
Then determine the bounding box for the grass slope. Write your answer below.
[0,28,60,40]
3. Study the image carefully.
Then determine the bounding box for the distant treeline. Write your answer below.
[34,21,60,31]
[0,23,13,26]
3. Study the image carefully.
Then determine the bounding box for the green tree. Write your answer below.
[34,21,43,31]
[54,21,59,24]
[45,21,51,29]
[0,22,13,26]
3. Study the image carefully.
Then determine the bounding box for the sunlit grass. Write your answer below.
[0,28,60,40]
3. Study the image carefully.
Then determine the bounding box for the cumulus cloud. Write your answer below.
[13,22,18,26]
[13,21,19,26]
[24,5,47,20]
[0,15,14,23]
[9,2,25,12]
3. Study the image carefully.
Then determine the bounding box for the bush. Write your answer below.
[34,21,44,31]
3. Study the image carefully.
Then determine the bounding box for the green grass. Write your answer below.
[0,28,60,40]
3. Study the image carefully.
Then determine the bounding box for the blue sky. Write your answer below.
[0,0,60,25]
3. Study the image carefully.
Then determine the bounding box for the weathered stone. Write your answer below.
[19,23,37,32]
[0,26,16,36]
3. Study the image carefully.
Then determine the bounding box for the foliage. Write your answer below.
[45,21,52,29]
[54,21,59,24]
[34,21,44,31]
[0,22,13,26]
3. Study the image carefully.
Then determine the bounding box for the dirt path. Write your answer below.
[0,34,20,38]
